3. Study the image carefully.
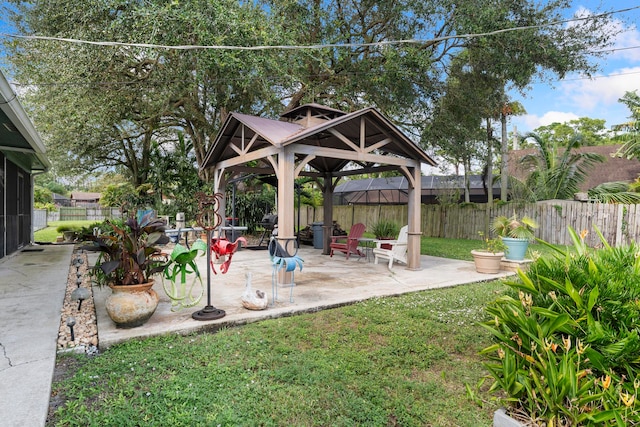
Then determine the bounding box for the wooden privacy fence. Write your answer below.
[33,209,48,232]
[298,200,640,247]
[53,207,122,222]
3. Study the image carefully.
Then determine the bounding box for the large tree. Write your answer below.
[426,52,502,202]
[613,91,640,160]
[4,0,620,187]
[423,0,617,199]
[5,0,284,184]
[531,118,611,148]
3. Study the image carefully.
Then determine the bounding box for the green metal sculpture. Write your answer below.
[162,239,207,311]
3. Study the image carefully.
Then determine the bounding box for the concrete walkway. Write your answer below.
[0,244,74,427]
[0,243,514,426]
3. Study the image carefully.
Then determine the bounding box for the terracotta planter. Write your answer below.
[471,250,504,274]
[105,281,159,328]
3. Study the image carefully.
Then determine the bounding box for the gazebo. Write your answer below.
[201,104,436,270]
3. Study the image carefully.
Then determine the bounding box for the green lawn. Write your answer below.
[34,220,98,243]
[49,281,506,426]
[421,236,569,261]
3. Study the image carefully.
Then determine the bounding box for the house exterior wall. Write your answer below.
[1,152,33,259]
[0,153,4,259]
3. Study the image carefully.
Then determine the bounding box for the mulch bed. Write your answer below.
[56,250,99,354]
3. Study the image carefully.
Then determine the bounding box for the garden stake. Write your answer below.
[192,192,226,321]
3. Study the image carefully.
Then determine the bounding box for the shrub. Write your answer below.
[56,224,80,233]
[481,227,640,425]
[371,220,400,239]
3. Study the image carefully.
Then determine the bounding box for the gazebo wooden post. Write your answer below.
[406,164,422,270]
[322,173,334,255]
[213,171,227,239]
[276,147,296,284]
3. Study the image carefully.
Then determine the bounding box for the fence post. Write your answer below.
[615,204,624,247]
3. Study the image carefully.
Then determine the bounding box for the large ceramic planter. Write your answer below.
[471,250,504,274]
[501,237,529,261]
[105,281,159,328]
[494,408,525,426]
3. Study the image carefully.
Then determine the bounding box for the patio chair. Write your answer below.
[373,225,408,269]
[329,223,366,259]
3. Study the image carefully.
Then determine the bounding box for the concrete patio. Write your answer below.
[94,245,514,349]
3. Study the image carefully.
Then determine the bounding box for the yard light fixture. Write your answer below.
[66,316,76,341]
[71,288,90,311]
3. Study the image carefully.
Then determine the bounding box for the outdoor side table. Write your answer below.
[357,238,376,262]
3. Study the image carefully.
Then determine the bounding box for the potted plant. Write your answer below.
[56,224,79,242]
[470,233,506,274]
[491,212,538,261]
[83,212,170,328]
[371,220,400,250]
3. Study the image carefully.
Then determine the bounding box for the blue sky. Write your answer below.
[510,2,640,134]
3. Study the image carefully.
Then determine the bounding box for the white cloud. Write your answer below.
[559,67,640,111]
[516,111,580,131]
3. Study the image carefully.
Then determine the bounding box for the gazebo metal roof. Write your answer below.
[202,105,436,177]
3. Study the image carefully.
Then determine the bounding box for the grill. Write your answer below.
[257,214,278,246]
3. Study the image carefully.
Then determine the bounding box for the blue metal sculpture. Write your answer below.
[268,237,303,304]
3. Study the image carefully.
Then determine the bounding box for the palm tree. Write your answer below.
[613,91,640,159]
[519,132,604,201]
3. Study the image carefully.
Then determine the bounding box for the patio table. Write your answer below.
[357,237,377,262]
[164,227,203,249]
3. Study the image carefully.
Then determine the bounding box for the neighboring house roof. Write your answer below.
[0,71,50,173]
[52,193,70,201]
[508,144,640,191]
[70,192,101,201]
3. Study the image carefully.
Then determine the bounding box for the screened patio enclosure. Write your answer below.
[333,175,502,205]
[201,104,436,270]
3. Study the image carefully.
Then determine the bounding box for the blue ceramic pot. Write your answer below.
[501,237,529,260]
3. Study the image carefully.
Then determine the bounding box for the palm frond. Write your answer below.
[588,182,640,204]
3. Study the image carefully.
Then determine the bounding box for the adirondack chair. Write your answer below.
[373,225,409,269]
[329,223,366,259]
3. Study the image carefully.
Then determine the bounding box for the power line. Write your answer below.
[10,61,640,90]
[1,5,638,51]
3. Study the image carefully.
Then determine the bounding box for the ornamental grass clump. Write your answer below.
[481,226,640,425]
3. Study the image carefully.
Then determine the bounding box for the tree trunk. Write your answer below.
[463,157,471,203]
[500,112,509,201]
[486,118,493,207]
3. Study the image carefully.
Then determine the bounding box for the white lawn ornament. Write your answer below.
[241,272,268,310]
